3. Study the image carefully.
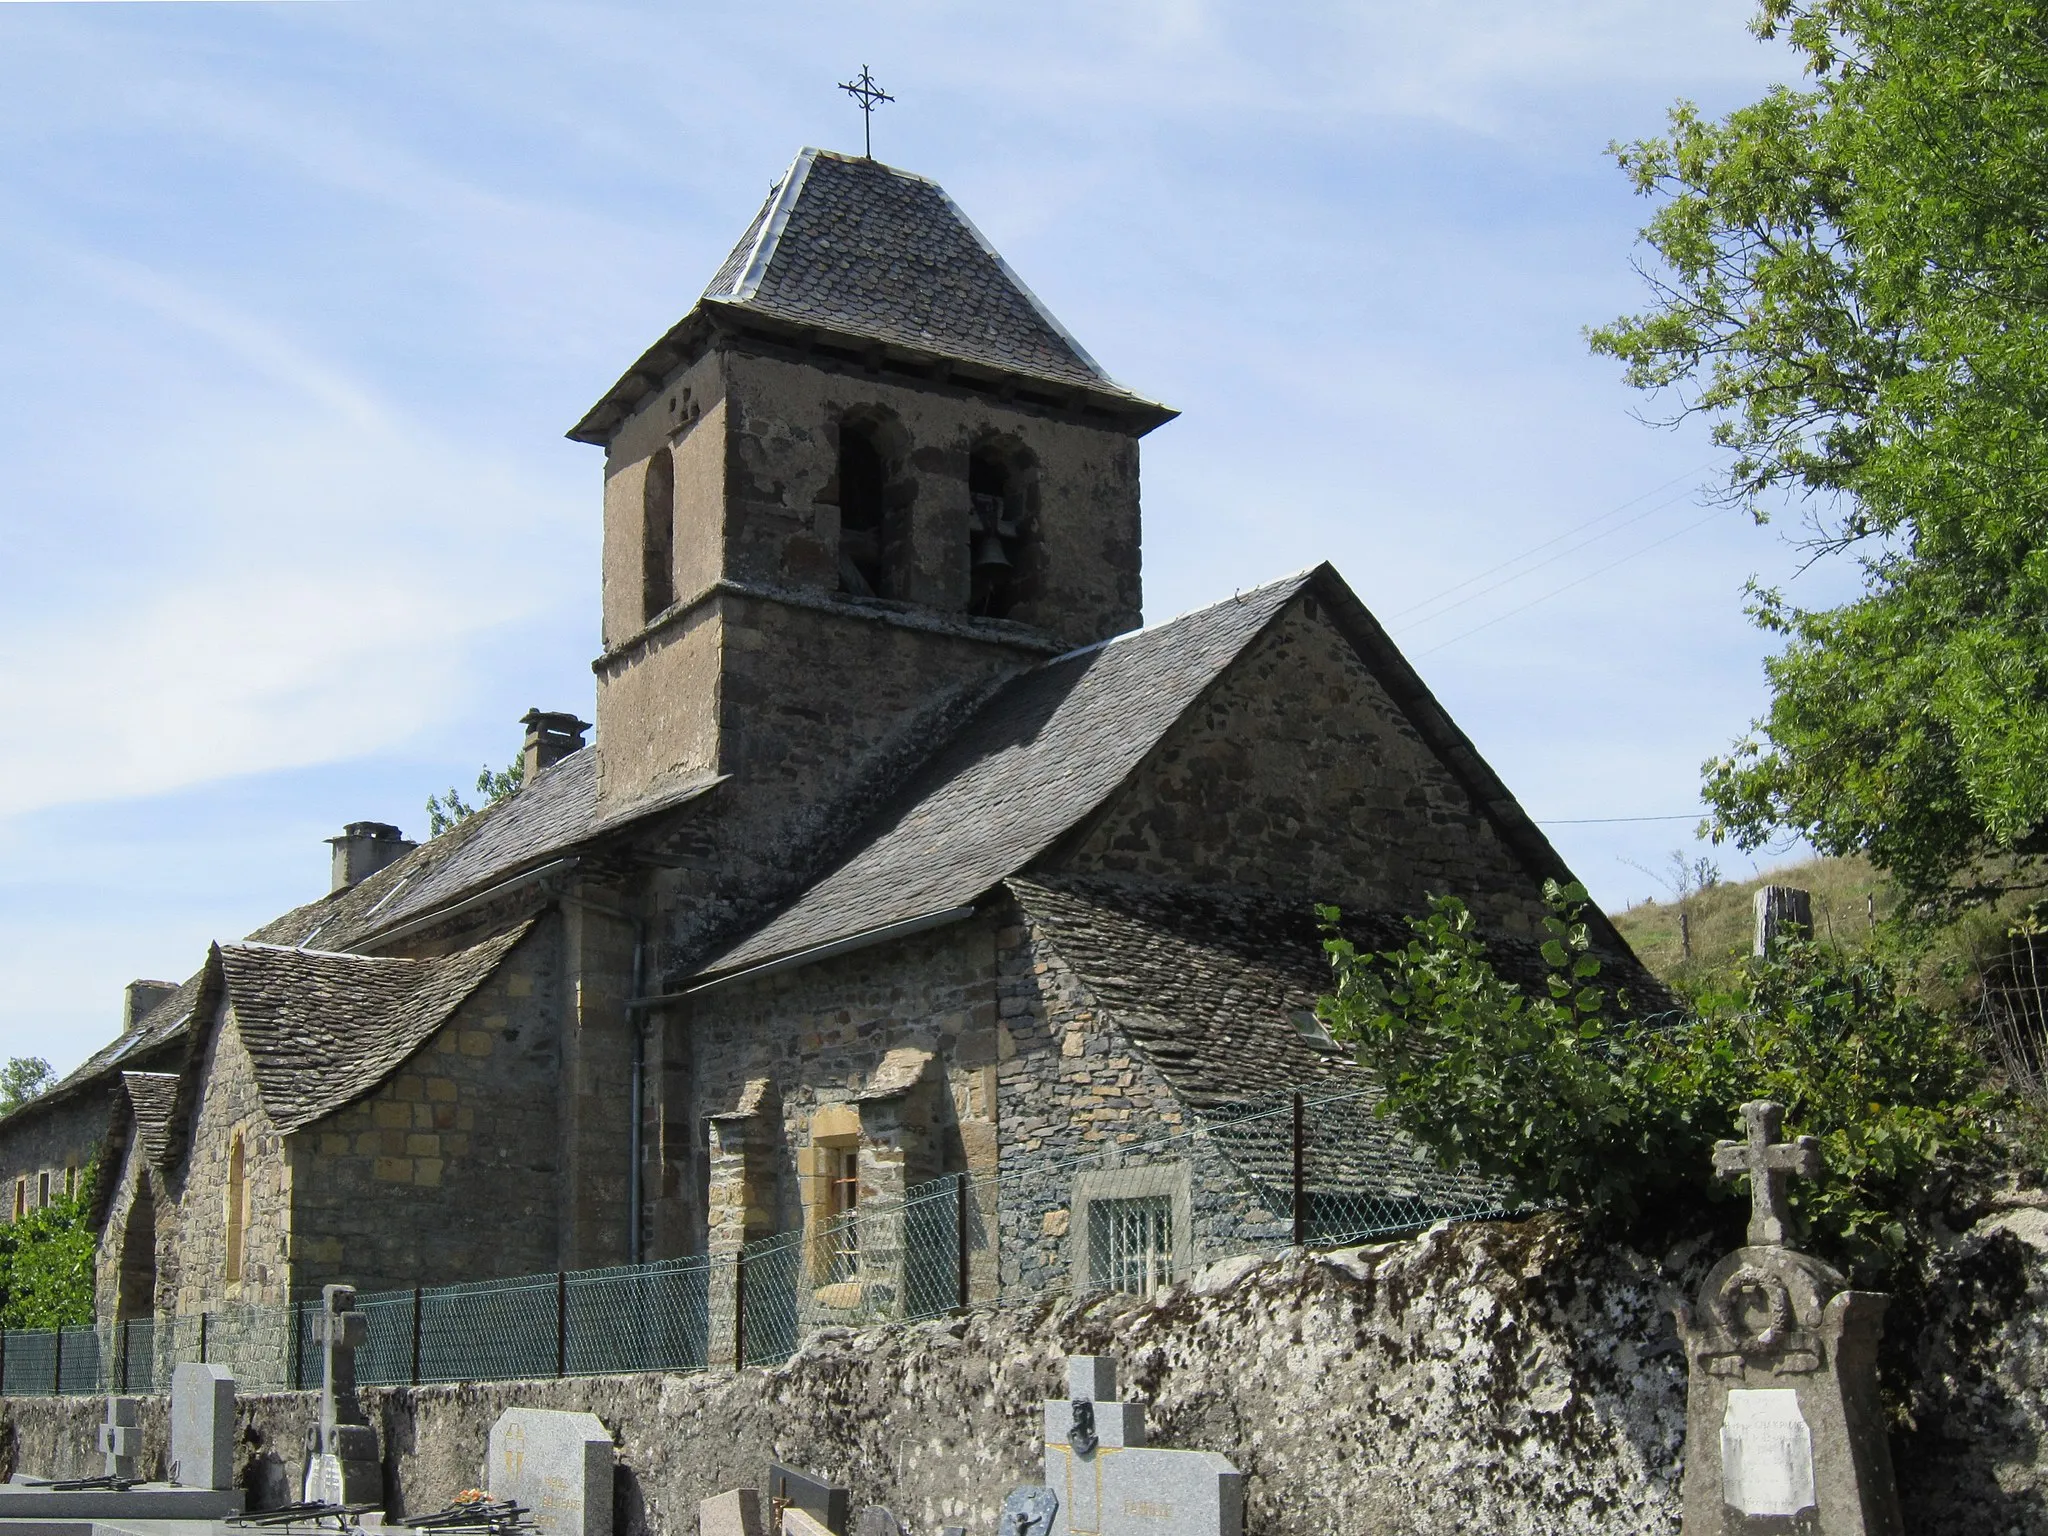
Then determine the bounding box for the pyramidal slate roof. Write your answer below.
[694,571,1313,980]
[214,924,530,1133]
[704,149,1115,390]
[571,149,1172,445]
[119,1072,181,1167]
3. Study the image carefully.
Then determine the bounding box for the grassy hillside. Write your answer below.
[1609,855,1897,985]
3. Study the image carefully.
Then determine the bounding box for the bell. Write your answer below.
[971,531,1013,570]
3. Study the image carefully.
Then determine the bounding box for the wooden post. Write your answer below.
[955,1173,971,1311]
[410,1287,423,1386]
[732,1252,747,1370]
[1291,1092,1306,1247]
[1753,886,1814,955]
[555,1272,567,1379]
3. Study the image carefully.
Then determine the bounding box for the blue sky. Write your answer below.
[0,0,1841,1073]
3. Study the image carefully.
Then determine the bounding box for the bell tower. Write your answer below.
[568,148,1175,815]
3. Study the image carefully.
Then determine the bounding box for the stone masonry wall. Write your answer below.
[1065,591,1553,937]
[10,1211,2046,1535]
[0,1080,117,1225]
[992,901,1285,1298]
[291,920,564,1294]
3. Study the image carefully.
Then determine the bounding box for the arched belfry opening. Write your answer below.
[643,447,677,623]
[833,410,909,599]
[117,1180,156,1322]
[968,440,1039,619]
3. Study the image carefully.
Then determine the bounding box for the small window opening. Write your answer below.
[63,1165,75,1198]
[825,1147,861,1283]
[36,1172,49,1209]
[968,450,1027,618]
[1087,1194,1173,1295]
[12,1179,23,1221]
[224,1133,247,1284]
[642,448,676,624]
[837,426,889,597]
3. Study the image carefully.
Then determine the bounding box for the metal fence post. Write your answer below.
[198,1311,208,1365]
[0,1327,9,1396]
[1291,1092,1306,1248]
[411,1286,423,1386]
[290,1301,302,1391]
[955,1173,970,1311]
[50,1326,62,1396]
[119,1319,130,1393]
[554,1272,567,1379]
[732,1251,746,1371]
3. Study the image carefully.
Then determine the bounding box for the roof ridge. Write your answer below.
[1044,567,1321,668]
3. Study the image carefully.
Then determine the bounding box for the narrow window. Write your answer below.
[12,1179,23,1221]
[837,424,889,598]
[642,447,676,624]
[224,1133,246,1284]
[36,1172,49,1209]
[63,1165,74,1198]
[1087,1194,1173,1295]
[826,1147,861,1282]
[968,449,1026,618]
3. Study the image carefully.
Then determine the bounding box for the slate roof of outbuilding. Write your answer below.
[119,1072,181,1167]
[1007,874,1520,1210]
[695,571,1312,979]
[216,924,531,1133]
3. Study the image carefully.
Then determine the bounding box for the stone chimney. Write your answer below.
[122,980,176,1032]
[521,709,592,780]
[328,821,415,894]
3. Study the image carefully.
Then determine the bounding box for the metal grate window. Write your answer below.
[1087,1195,1174,1295]
[826,1148,860,1284]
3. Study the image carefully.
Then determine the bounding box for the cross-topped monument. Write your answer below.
[838,66,893,159]
[1676,1101,1902,1535]
[303,1284,381,1507]
[1713,1098,1821,1247]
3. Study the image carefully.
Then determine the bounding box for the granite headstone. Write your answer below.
[488,1407,614,1536]
[169,1363,237,1491]
[766,1464,848,1536]
[96,1397,139,1483]
[700,1488,764,1536]
[1041,1356,1242,1536]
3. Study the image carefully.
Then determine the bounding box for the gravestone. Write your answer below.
[999,1488,1058,1536]
[97,1397,139,1482]
[302,1284,381,1506]
[853,1509,901,1536]
[766,1464,849,1536]
[488,1408,614,1536]
[1675,1100,1903,1535]
[700,1488,764,1536]
[1041,1355,1242,1536]
[169,1362,237,1491]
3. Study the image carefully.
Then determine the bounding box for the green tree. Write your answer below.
[1318,882,1991,1279]
[426,755,524,838]
[0,1164,98,1329]
[0,1058,54,1116]
[1589,0,2048,912]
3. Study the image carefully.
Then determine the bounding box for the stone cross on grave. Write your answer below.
[97,1396,139,1483]
[302,1284,382,1508]
[1713,1099,1821,1247]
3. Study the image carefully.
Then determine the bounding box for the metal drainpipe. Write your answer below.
[627,920,646,1268]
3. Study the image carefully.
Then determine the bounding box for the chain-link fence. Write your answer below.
[0,1083,1512,1394]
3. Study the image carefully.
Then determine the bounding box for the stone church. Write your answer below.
[0,147,1640,1339]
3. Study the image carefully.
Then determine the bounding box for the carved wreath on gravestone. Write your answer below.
[1713,1264,1796,1353]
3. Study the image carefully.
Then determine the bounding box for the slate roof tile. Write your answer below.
[696,572,1312,977]
[119,1072,181,1167]
[217,924,530,1133]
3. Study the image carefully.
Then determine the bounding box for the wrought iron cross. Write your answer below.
[1713,1099,1822,1247]
[839,66,893,159]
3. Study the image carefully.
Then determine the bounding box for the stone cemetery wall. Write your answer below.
[4,1210,2045,1534]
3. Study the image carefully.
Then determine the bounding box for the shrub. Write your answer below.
[1318,881,1993,1280]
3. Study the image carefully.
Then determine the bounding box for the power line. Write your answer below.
[1384,461,1715,626]
[1537,813,1704,825]
[1414,505,1736,657]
